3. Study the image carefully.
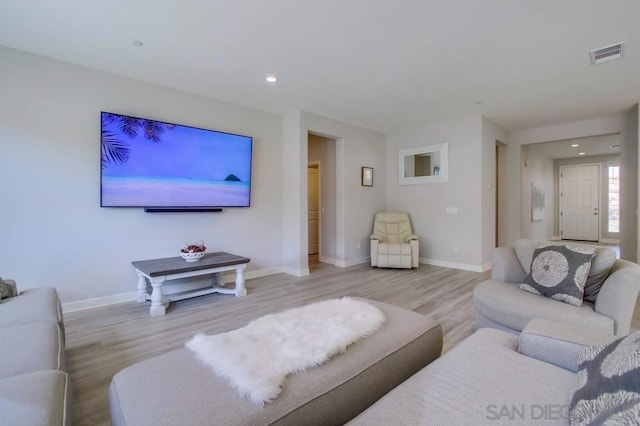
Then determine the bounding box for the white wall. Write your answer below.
[520,148,555,241]
[496,142,509,246]
[280,110,386,272]
[638,104,640,261]
[386,115,487,270]
[0,47,284,305]
[300,112,387,267]
[624,104,639,261]
[281,110,306,275]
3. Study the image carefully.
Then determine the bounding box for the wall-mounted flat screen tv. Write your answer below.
[100,112,252,209]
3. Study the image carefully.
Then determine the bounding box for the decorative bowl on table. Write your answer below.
[180,241,206,262]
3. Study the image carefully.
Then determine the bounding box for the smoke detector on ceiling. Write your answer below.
[590,42,625,65]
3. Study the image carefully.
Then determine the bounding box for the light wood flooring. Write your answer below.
[64,259,639,425]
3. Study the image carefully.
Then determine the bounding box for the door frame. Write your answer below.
[559,163,601,241]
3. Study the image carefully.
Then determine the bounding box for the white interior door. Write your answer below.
[560,164,600,241]
[307,166,320,255]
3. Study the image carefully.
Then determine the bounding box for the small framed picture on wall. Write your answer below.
[361,167,373,187]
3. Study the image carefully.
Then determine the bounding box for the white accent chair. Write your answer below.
[370,212,419,269]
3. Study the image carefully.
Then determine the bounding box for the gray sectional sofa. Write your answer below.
[349,320,618,425]
[0,280,72,426]
[349,241,640,425]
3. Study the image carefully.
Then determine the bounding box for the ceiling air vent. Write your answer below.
[590,42,625,65]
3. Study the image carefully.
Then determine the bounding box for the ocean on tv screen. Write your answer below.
[100,112,252,207]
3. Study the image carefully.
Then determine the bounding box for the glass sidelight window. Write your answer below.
[608,165,620,233]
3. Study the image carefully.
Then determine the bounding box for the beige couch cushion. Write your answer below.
[0,323,65,379]
[372,212,413,243]
[0,288,64,331]
[0,370,72,426]
[519,319,615,372]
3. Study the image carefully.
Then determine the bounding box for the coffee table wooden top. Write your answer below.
[132,252,250,277]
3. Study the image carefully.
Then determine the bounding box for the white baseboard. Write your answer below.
[62,266,285,313]
[62,291,139,313]
[335,257,370,268]
[599,239,620,244]
[242,267,285,281]
[318,256,336,265]
[420,257,488,273]
[282,267,310,277]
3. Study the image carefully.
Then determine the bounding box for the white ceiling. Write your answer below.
[0,0,639,134]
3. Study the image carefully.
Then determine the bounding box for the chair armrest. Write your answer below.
[409,239,419,268]
[491,247,526,283]
[405,234,418,242]
[519,319,615,372]
[2,278,18,298]
[370,234,383,241]
[370,239,380,267]
[594,259,640,336]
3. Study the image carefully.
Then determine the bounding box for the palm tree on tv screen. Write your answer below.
[101,113,174,169]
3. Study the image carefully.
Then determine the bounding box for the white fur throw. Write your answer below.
[185,297,385,405]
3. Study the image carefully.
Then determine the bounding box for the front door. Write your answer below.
[560,164,600,241]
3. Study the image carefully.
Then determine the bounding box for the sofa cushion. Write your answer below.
[582,246,617,302]
[0,323,65,379]
[349,328,576,425]
[0,288,63,332]
[378,242,411,255]
[377,243,412,268]
[520,245,596,306]
[474,280,614,334]
[515,238,538,273]
[519,319,615,373]
[0,370,72,426]
[570,331,640,424]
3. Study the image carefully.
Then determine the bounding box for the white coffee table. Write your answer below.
[132,252,250,316]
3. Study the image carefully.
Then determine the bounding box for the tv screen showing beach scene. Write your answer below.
[100,112,252,208]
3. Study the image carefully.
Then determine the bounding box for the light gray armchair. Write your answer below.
[474,239,640,337]
[370,212,419,269]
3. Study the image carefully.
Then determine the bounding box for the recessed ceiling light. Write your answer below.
[571,144,579,147]
[132,40,144,47]
[474,100,483,105]
[578,152,586,156]
[265,75,278,83]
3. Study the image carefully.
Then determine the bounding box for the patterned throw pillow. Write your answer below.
[519,245,596,306]
[569,331,640,425]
